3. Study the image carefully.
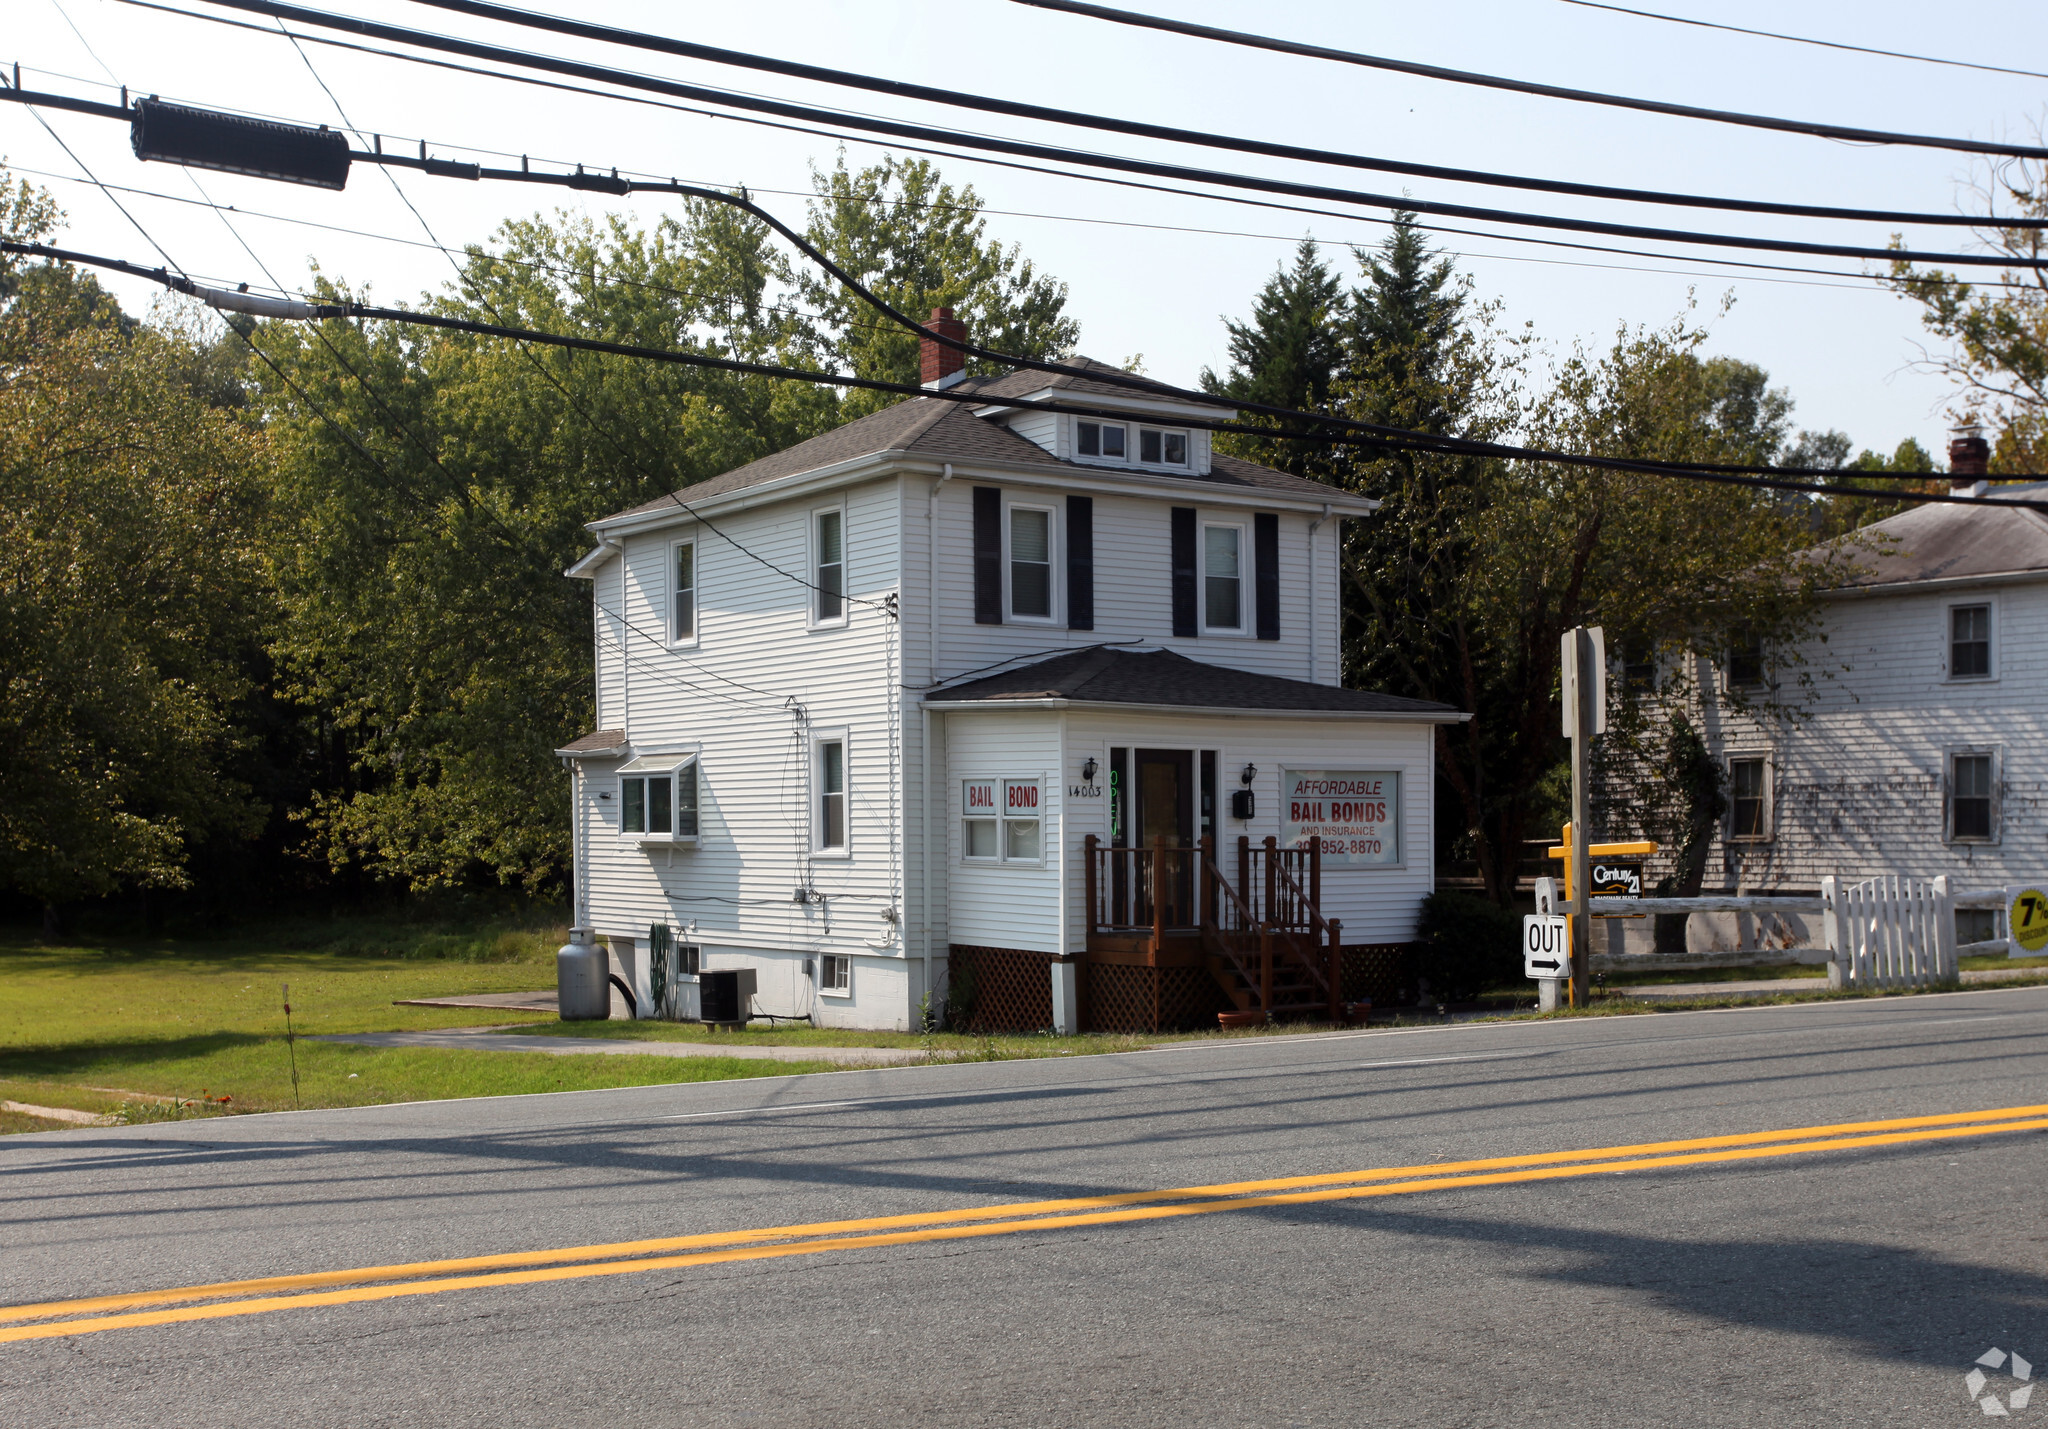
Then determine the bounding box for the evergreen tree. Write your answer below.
[1201,240,1345,474]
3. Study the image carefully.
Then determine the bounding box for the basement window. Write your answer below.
[820,954,852,997]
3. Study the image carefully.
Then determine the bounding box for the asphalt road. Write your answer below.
[6,987,2048,1427]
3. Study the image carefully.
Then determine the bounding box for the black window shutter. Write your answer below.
[1066,494,1094,631]
[973,486,1002,625]
[1170,506,1197,638]
[1254,512,1280,641]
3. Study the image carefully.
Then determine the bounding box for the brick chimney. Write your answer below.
[919,307,968,391]
[1948,426,1990,495]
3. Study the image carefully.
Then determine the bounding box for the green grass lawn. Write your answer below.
[0,912,845,1127]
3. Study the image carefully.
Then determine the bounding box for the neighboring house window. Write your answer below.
[1076,421,1126,459]
[1139,427,1188,466]
[620,758,698,839]
[1727,630,1765,689]
[1622,643,1656,693]
[820,954,851,996]
[960,777,1041,862]
[1728,756,1770,841]
[1202,524,1244,632]
[817,738,847,851]
[672,539,696,643]
[1949,751,1997,842]
[815,508,845,624]
[1950,603,1992,679]
[1009,506,1054,620]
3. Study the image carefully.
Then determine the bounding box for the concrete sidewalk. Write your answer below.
[317,1026,938,1066]
[1610,966,2046,1001]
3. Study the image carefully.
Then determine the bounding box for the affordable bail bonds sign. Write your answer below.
[1283,770,1400,866]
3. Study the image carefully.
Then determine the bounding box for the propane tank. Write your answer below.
[556,928,609,1020]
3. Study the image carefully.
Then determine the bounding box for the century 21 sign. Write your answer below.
[1283,770,1400,867]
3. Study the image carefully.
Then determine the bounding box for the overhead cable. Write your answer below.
[365,0,2036,231]
[108,0,2040,268]
[1552,0,2048,84]
[7,238,2040,513]
[1007,0,2048,161]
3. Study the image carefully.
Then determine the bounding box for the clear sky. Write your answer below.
[9,0,2045,459]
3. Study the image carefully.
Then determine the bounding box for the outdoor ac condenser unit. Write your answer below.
[699,968,757,1025]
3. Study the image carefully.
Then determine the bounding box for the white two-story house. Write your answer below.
[557,318,1464,1032]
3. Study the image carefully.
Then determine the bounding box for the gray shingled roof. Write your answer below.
[556,729,627,756]
[1817,484,2048,590]
[597,359,1348,523]
[925,646,1463,718]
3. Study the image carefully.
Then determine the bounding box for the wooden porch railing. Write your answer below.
[1084,835,1199,939]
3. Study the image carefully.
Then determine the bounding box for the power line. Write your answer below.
[48,21,2040,292]
[114,0,2043,269]
[1551,0,2048,84]
[1007,0,2048,161]
[382,0,2033,232]
[9,237,2040,512]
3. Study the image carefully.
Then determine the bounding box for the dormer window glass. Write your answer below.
[1077,421,1125,459]
[1140,428,1188,466]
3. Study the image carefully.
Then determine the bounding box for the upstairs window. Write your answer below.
[1951,604,1991,679]
[1202,524,1243,632]
[1139,427,1188,466]
[671,539,696,643]
[815,508,845,624]
[1950,751,1996,842]
[1728,756,1769,841]
[817,738,847,852]
[1076,421,1126,459]
[1727,629,1765,690]
[1008,506,1053,620]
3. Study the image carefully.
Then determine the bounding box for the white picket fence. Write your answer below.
[1821,875,1957,990]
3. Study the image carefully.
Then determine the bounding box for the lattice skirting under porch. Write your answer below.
[1342,943,1416,1007]
[947,945,1053,1032]
[1078,962,1234,1034]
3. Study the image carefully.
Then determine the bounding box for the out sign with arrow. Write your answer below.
[1523,914,1570,980]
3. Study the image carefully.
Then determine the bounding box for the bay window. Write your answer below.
[619,755,699,842]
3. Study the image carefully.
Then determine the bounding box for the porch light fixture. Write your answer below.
[1240,764,1258,786]
[130,96,352,190]
[1081,757,1098,783]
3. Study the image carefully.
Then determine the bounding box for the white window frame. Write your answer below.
[819,953,853,998]
[957,775,1044,865]
[1945,746,2001,845]
[1726,753,1772,844]
[1198,520,1249,636]
[809,502,849,630]
[1005,501,1059,624]
[1071,417,1129,466]
[617,753,700,845]
[813,730,850,857]
[1136,425,1191,469]
[1945,598,1997,683]
[669,536,698,648]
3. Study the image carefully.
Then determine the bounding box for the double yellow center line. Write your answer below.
[7,1101,2045,1344]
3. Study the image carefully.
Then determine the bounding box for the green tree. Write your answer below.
[799,155,1078,417]
[1200,239,1346,473]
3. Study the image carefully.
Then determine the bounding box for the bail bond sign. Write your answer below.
[1283,770,1400,866]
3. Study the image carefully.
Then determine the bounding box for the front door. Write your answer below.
[1134,749,1193,925]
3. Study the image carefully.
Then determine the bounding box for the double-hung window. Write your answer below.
[816,738,847,853]
[1076,421,1126,460]
[619,755,699,842]
[1139,427,1188,466]
[1950,604,1992,679]
[961,777,1041,862]
[1728,756,1769,841]
[814,508,845,625]
[1008,506,1053,620]
[1727,630,1766,690]
[1949,751,1997,842]
[671,539,696,644]
[1202,524,1244,633]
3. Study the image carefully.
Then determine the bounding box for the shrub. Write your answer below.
[1414,891,1522,1003]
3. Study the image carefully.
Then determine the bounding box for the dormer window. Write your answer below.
[1140,428,1188,466]
[1077,421,1126,459]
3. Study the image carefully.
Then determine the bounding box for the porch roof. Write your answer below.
[923,646,1466,721]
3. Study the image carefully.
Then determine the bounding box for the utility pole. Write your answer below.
[1561,626,1604,1009]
